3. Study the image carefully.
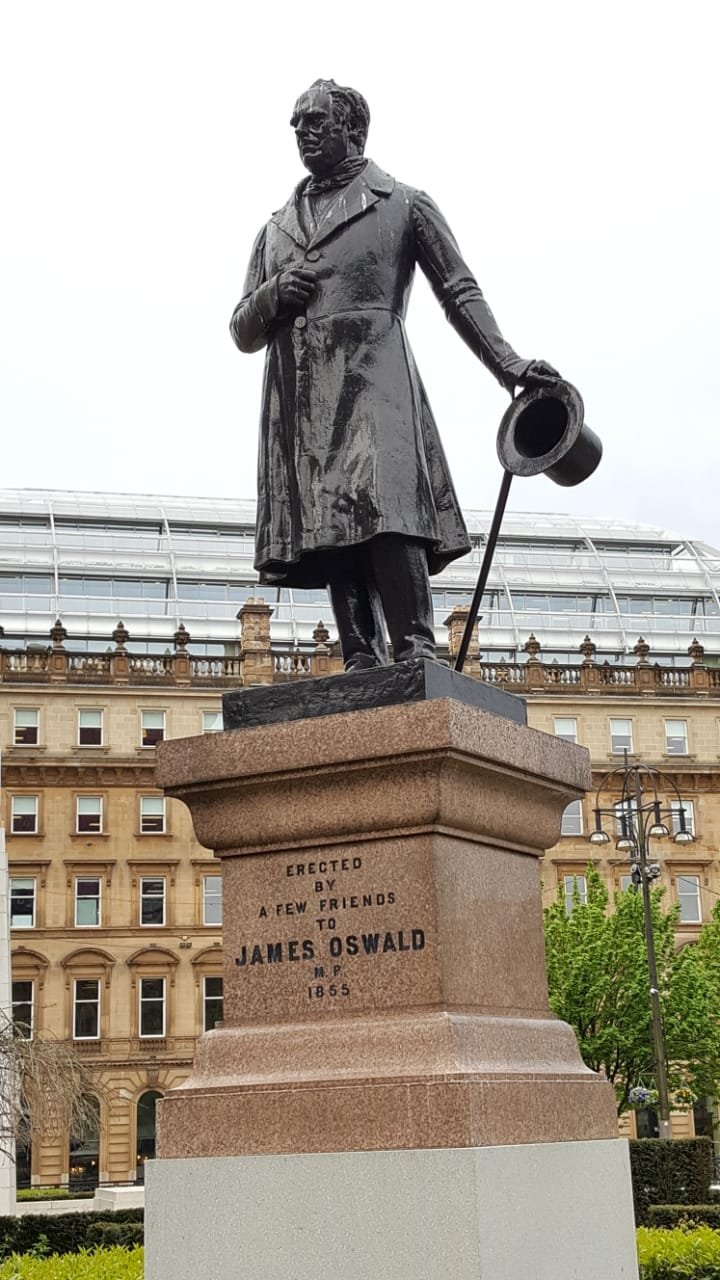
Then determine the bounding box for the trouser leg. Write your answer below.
[327,546,390,671]
[368,535,436,662]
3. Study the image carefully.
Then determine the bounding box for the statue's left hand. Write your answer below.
[519,359,562,389]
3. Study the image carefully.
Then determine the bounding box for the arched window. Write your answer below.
[136,1090,162,1183]
[68,1095,100,1191]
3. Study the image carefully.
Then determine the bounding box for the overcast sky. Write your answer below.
[2,1,718,545]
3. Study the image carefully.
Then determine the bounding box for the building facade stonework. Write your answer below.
[2,491,720,1181]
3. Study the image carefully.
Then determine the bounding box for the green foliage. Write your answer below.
[637,1225,720,1278]
[0,1213,143,1261]
[0,1246,143,1279]
[15,1193,94,1204]
[83,1225,143,1251]
[630,1138,713,1225]
[647,1204,720,1229]
[544,866,720,1112]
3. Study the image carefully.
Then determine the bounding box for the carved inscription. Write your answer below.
[232,853,427,1008]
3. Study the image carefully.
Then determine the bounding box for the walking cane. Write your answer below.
[453,380,602,675]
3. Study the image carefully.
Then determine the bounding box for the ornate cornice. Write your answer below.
[3,760,155,787]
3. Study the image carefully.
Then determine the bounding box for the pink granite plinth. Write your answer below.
[155,698,618,1156]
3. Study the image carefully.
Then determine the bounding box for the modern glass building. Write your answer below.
[1,487,719,664]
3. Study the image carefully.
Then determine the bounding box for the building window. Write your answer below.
[69,1096,100,1192]
[554,717,577,744]
[671,800,695,836]
[610,718,633,754]
[677,874,701,924]
[560,800,583,836]
[73,979,100,1039]
[203,875,222,926]
[11,796,38,834]
[619,873,634,894]
[75,877,101,927]
[203,976,223,1031]
[12,980,34,1037]
[78,709,103,747]
[14,709,39,746]
[10,878,36,928]
[202,711,223,733]
[136,1091,161,1181]
[140,796,166,834]
[563,874,587,915]
[615,799,639,839]
[139,977,165,1037]
[664,719,688,755]
[140,877,166,926]
[141,710,165,748]
[76,795,103,834]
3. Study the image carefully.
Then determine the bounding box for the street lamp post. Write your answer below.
[589,751,694,1141]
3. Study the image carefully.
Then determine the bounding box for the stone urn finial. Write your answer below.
[112,620,130,651]
[174,623,191,652]
[49,618,67,649]
[633,636,650,665]
[688,637,705,665]
[579,635,596,664]
[523,633,541,661]
[312,619,330,649]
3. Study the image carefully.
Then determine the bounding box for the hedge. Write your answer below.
[638,1225,720,1279]
[0,1211,143,1260]
[16,1192,94,1203]
[0,1246,143,1279]
[630,1138,713,1224]
[646,1203,720,1229]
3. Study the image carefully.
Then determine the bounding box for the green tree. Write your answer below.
[544,865,720,1114]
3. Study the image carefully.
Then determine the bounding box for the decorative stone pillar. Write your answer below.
[689,637,710,695]
[444,605,480,671]
[110,621,130,684]
[237,598,274,686]
[172,624,192,684]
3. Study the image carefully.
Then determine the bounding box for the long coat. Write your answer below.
[230,160,530,588]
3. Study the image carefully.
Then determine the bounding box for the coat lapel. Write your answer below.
[270,185,309,250]
[309,161,395,249]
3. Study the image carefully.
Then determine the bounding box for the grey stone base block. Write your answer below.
[145,1140,638,1280]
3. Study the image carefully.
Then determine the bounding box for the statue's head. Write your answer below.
[290,79,370,176]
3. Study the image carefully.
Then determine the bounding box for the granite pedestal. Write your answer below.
[147,664,638,1278]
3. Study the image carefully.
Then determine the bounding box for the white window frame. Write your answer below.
[140,876,166,927]
[619,873,634,894]
[671,800,695,836]
[76,795,103,835]
[140,795,166,834]
[614,798,639,838]
[202,874,222,926]
[609,718,633,754]
[563,873,588,915]
[202,975,223,1032]
[554,717,578,744]
[560,800,583,836]
[140,709,166,748]
[78,708,104,747]
[139,976,166,1038]
[73,978,101,1040]
[12,979,34,1038]
[664,719,688,756]
[202,710,223,734]
[677,873,701,924]
[11,796,38,835]
[10,877,36,928]
[13,708,39,747]
[75,876,102,928]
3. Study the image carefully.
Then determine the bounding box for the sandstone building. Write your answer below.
[1,489,719,1183]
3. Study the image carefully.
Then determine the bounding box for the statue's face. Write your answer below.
[291,89,353,177]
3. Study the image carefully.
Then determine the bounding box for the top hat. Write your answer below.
[496,381,602,488]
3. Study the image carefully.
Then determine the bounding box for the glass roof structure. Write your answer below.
[1,488,719,664]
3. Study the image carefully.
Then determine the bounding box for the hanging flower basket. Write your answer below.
[628,1086,659,1109]
[671,1086,698,1110]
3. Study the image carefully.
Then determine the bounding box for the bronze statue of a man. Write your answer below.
[231,79,558,670]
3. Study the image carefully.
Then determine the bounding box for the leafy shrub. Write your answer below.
[637,1225,720,1278]
[646,1203,720,1229]
[84,1223,143,1250]
[630,1138,713,1224]
[0,1212,143,1260]
[0,1245,143,1279]
[15,1192,93,1204]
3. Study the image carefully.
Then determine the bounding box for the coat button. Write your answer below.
[305,249,321,262]
[294,315,307,329]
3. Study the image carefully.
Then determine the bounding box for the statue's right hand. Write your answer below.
[277,267,317,309]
